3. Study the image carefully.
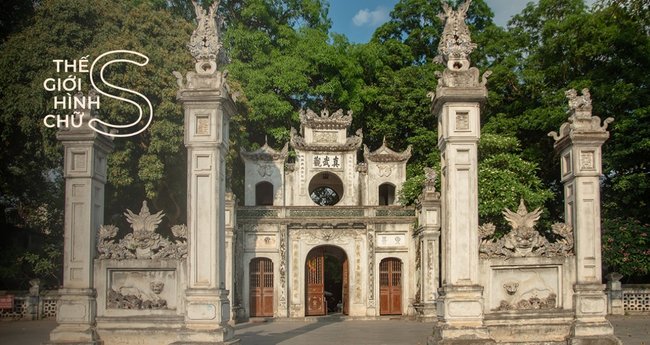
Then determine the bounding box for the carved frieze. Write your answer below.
[291,127,362,151]
[295,229,363,244]
[314,131,338,143]
[479,199,574,258]
[97,201,187,260]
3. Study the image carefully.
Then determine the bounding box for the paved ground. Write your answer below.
[0,315,647,345]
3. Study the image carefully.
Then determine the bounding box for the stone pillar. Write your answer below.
[171,2,239,343]
[174,66,237,343]
[48,102,113,345]
[433,79,491,343]
[549,88,620,345]
[415,168,441,320]
[606,272,624,315]
[428,3,493,343]
[225,192,243,324]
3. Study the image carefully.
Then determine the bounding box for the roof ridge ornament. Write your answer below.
[548,88,614,142]
[363,139,412,163]
[434,0,476,71]
[299,108,353,129]
[188,0,223,74]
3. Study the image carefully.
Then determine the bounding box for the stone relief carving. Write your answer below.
[291,127,362,151]
[188,0,223,63]
[503,281,519,295]
[256,163,273,177]
[492,269,559,311]
[368,231,375,305]
[296,229,362,244]
[433,67,491,90]
[292,239,300,302]
[579,151,595,170]
[434,0,476,66]
[548,88,614,142]
[415,240,421,303]
[107,280,168,310]
[427,1,492,99]
[496,293,557,311]
[314,131,338,143]
[455,112,470,130]
[479,199,573,258]
[279,229,287,309]
[97,201,188,260]
[377,164,392,177]
[355,238,362,303]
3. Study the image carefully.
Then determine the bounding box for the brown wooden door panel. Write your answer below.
[306,249,325,316]
[379,258,402,315]
[250,258,273,317]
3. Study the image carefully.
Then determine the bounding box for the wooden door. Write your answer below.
[250,258,274,317]
[342,257,349,315]
[379,258,402,315]
[306,248,325,316]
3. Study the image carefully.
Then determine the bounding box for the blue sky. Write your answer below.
[328,0,597,43]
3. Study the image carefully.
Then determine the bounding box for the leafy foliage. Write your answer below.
[602,218,650,279]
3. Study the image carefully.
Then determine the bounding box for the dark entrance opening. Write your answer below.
[305,246,348,316]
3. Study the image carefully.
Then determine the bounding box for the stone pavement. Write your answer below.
[0,315,647,345]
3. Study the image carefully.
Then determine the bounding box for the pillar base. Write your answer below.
[569,334,622,345]
[181,288,238,344]
[428,326,495,345]
[569,283,621,345]
[47,289,101,344]
[45,323,103,345]
[430,285,495,345]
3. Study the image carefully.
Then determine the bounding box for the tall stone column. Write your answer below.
[48,97,113,345]
[549,89,620,345]
[172,1,238,343]
[429,1,493,343]
[415,168,441,320]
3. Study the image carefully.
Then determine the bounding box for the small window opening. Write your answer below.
[379,183,396,206]
[255,181,274,206]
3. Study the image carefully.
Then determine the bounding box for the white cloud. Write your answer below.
[352,6,389,27]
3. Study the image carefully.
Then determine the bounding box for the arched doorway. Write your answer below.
[249,257,273,317]
[379,257,402,315]
[305,246,349,316]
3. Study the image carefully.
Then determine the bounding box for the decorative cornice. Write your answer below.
[363,137,412,163]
